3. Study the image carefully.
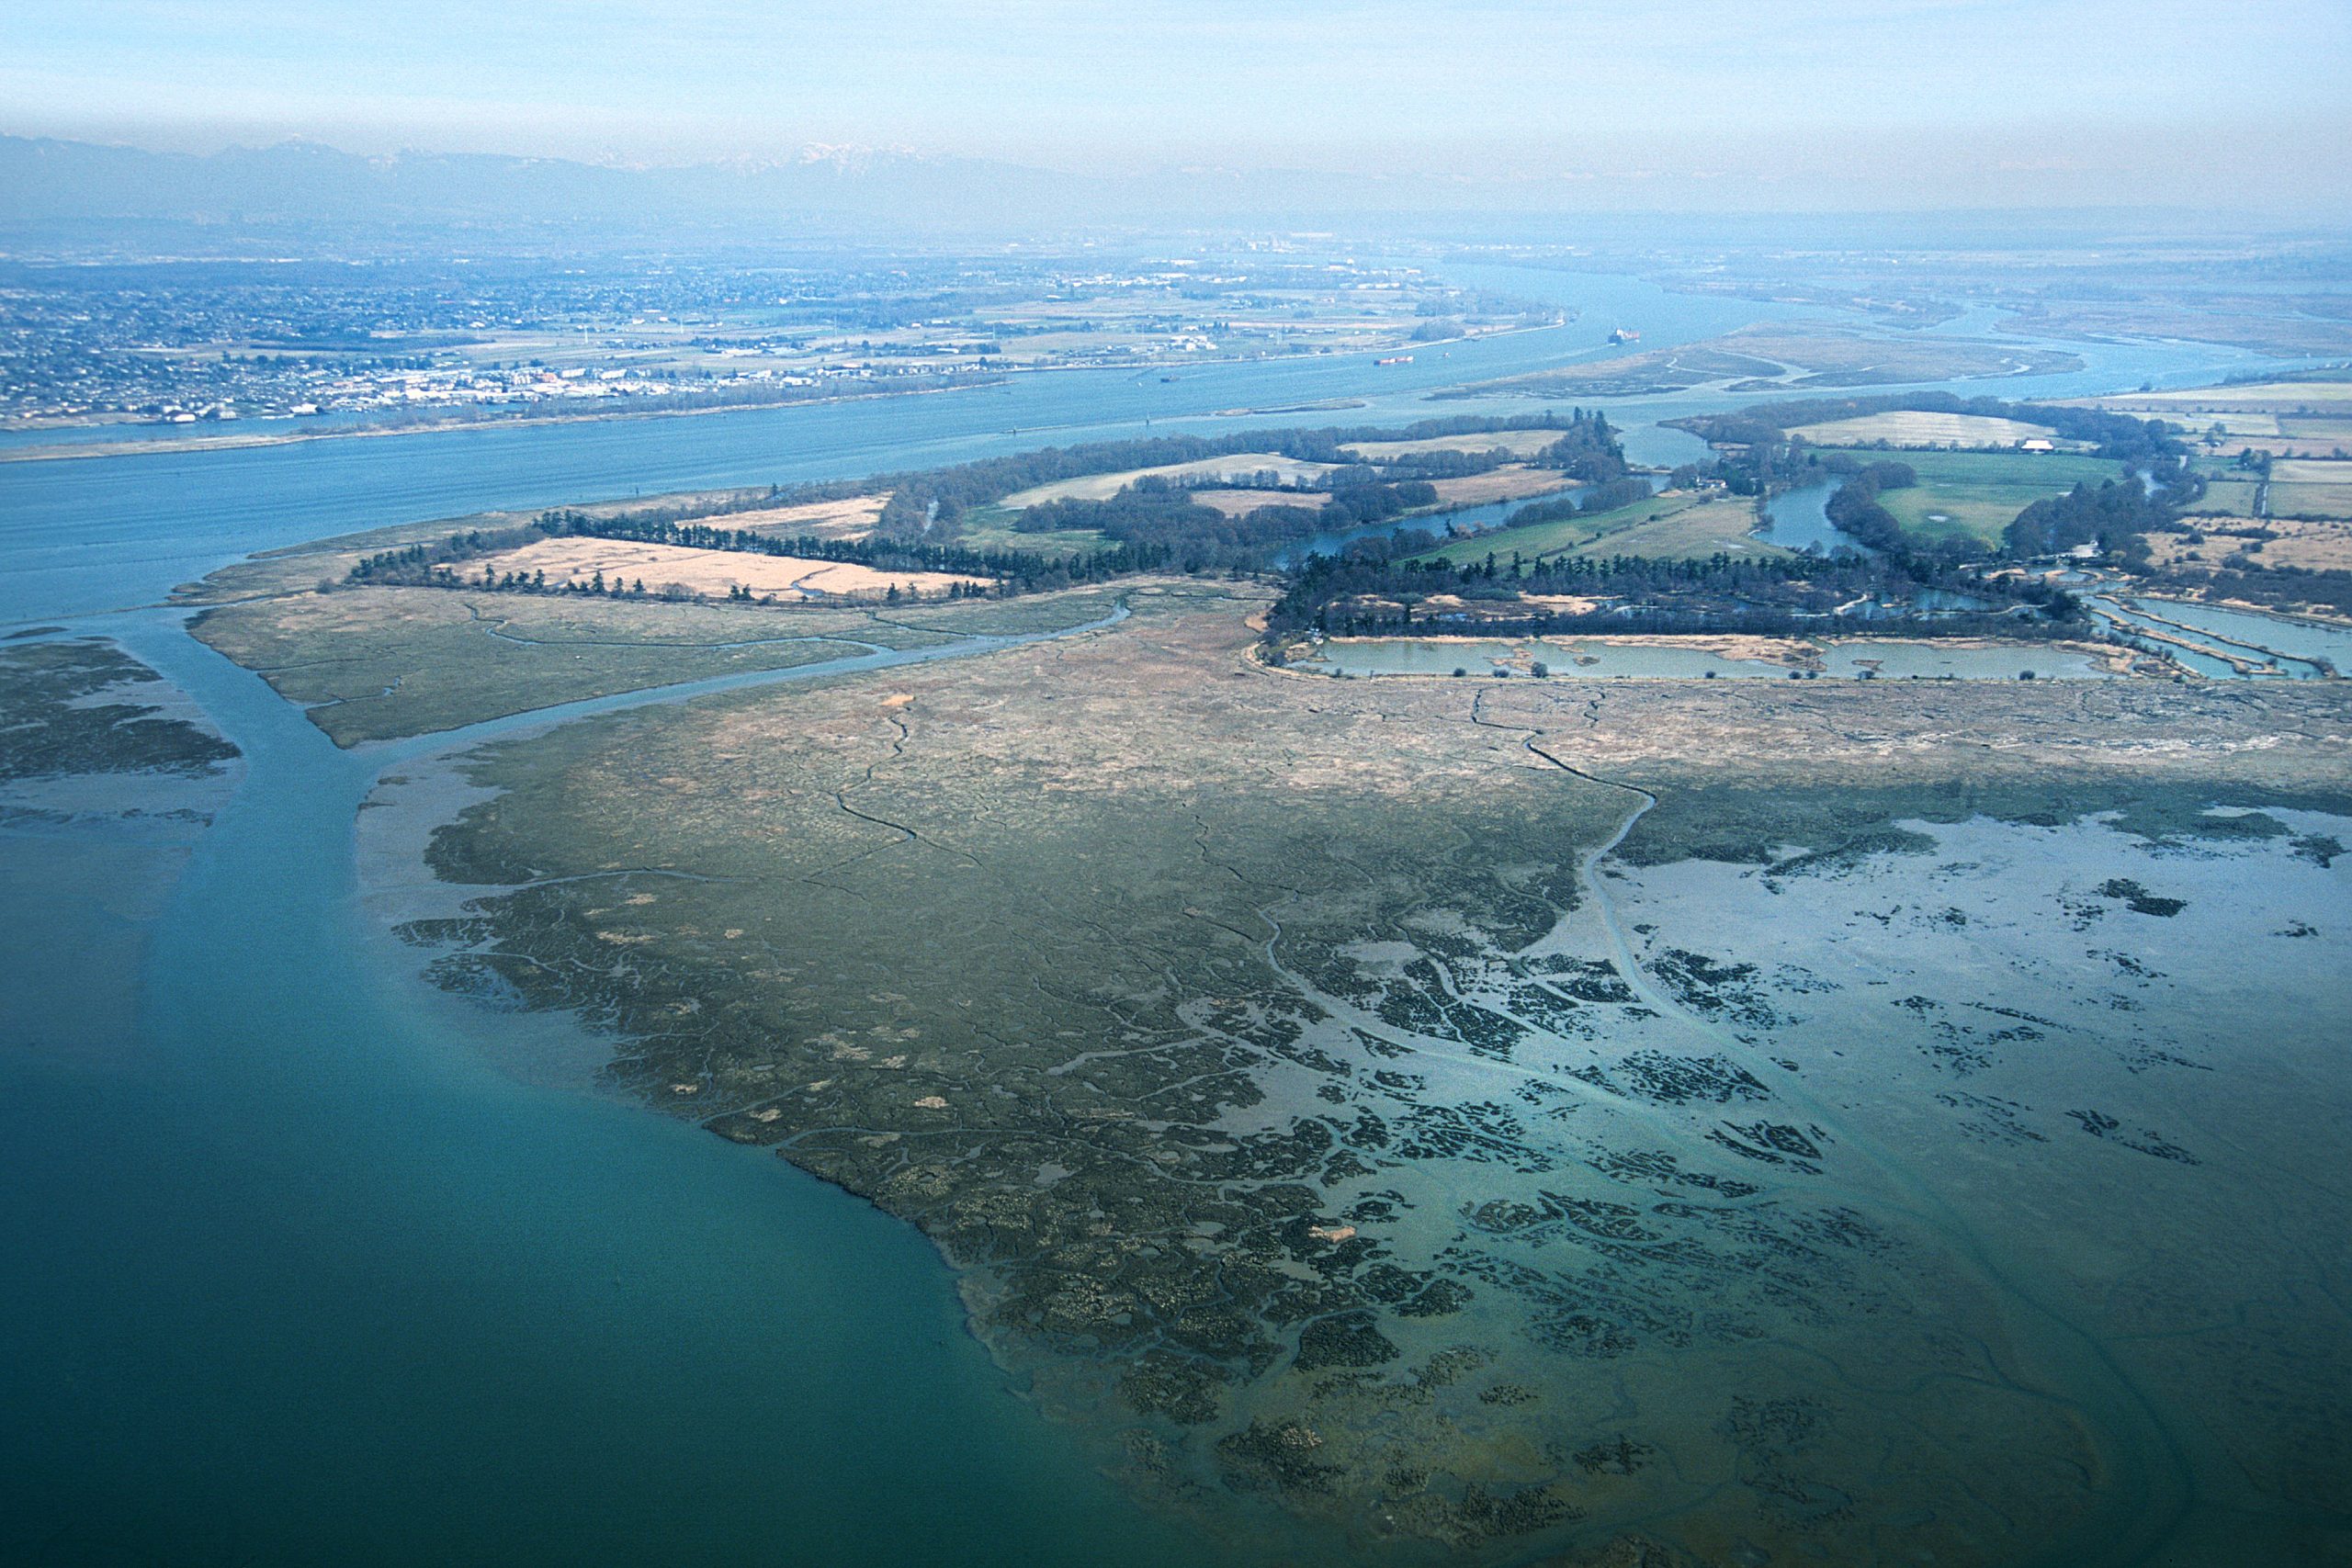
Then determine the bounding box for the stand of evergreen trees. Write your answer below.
[1008,474,1446,568]
[1671,391,2189,467]
[345,411,1630,592]
[866,409,1623,546]
[1266,538,2084,641]
[2002,467,2204,558]
[1821,461,1925,558]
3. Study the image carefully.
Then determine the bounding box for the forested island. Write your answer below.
[335,410,1629,597]
[291,393,2352,682]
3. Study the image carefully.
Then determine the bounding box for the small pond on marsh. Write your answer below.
[1296,635,2118,681]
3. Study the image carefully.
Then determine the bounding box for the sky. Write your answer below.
[4,0,2349,211]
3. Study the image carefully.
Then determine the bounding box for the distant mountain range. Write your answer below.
[0,134,1133,237]
[3,133,1629,243]
[0,134,2261,253]
[0,134,1883,243]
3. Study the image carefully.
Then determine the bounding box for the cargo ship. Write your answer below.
[1609,328,1641,344]
[1375,354,1414,366]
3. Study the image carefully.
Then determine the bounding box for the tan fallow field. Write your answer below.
[703,493,890,540]
[471,536,989,601]
[1786,411,2072,449]
[1000,453,1337,508]
[1188,487,1330,517]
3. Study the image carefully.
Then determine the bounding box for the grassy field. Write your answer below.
[1190,487,1329,517]
[2161,415,2352,461]
[1560,497,1788,560]
[1427,465,1575,506]
[953,507,1114,558]
[2191,474,2267,518]
[2102,379,2352,411]
[2267,458,2352,518]
[1413,491,1753,565]
[2154,518,2352,573]
[170,487,777,604]
[1826,448,2124,545]
[1001,453,1335,508]
[2194,457,2352,520]
[2080,382,2352,460]
[2253,417,2352,458]
[725,494,888,540]
[1786,411,2072,449]
[1338,429,1565,459]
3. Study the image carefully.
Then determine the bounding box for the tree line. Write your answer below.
[1008,474,1449,570]
[865,409,1623,545]
[1265,540,2083,640]
[343,510,1170,600]
[1670,391,2188,467]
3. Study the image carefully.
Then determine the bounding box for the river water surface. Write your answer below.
[4,604,1281,1568]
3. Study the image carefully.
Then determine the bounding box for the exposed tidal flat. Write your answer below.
[356,583,2351,1565]
[0,637,243,1062]
[0,281,2342,1566]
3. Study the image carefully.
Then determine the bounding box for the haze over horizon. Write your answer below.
[5,0,2350,216]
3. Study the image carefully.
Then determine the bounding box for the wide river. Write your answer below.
[0,267,2305,1567]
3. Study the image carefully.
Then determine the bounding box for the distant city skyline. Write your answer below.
[4,0,2349,213]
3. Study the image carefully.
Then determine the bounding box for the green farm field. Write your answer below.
[953,505,1114,557]
[2267,458,2352,518]
[2191,473,2267,518]
[1831,447,2126,544]
[1558,496,1788,560]
[1413,491,1720,565]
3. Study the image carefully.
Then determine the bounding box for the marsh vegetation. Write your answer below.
[359,583,2352,1564]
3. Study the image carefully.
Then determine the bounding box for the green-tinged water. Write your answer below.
[0,615,1251,1568]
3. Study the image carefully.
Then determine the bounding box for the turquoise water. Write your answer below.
[2,610,1257,1568]
[0,268,2323,1566]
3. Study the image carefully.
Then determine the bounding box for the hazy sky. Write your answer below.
[5,0,2348,209]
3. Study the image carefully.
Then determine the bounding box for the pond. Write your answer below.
[1295,635,2118,681]
[2138,597,2348,674]
[2084,596,2336,679]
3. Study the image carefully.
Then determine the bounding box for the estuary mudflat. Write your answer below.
[359,581,2351,1564]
